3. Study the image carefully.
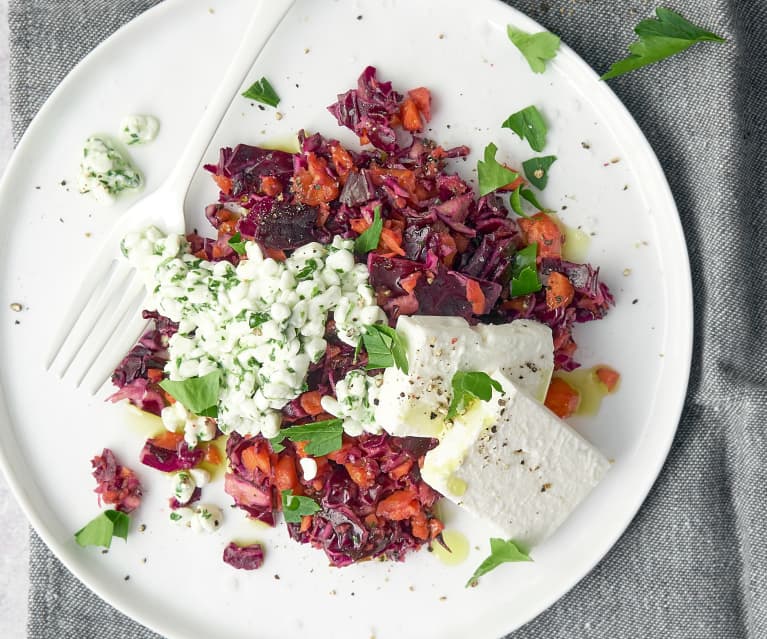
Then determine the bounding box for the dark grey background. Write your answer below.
[9,1,765,637]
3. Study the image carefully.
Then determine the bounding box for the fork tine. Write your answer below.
[72,275,148,390]
[53,261,135,378]
[45,258,118,370]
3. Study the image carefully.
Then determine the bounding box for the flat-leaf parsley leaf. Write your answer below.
[466,538,532,587]
[477,143,520,197]
[522,155,557,190]
[271,419,344,456]
[242,77,281,107]
[506,25,560,74]
[227,232,247,256]
[354,205,383,254]
[447,371,503,420]
[74,510,131,549]
[159,370,221,416]
[281,490,321,524]
[510,243,542,297]
[361,324,409,374]
[601,8,725,80]
[502,106,548,152]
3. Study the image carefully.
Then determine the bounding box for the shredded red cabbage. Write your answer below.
[223,542,265,570]
[91,448,142,514]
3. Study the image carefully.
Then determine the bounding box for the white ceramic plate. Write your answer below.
[0,1,692,637]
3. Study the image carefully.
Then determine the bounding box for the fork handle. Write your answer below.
[163,0,296,198]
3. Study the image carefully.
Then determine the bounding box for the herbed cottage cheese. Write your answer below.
[123,228,386,438]
[78,135,142,204]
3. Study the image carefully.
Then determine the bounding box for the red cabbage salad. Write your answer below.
[87,67,618,581]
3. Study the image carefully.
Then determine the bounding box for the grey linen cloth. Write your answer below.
[10,1,765,637]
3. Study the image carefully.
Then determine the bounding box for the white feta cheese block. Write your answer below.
[374,315,554,438]
[421,372,610,547]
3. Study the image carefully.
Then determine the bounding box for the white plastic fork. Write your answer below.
[45,0,296,394]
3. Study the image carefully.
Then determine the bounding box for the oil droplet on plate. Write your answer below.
[561,225,591,263]
[122,404,165,438]
[555,365,620,416]
[432,530,470,566]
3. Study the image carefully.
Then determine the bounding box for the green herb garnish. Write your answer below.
[447,371,503,420]
[271,419,344,456]
[520,188,547,211]
[465,538,532,587]
[502,106,548,152]
[361,324,409,374]
[74,510,131,549]
[522,156,557,190]
[281,490,321,524]
[354,206,383,254]
[295,259,319,281]
[159,370,221,416]
[510,243,542,297]
[227,232,247,256]
[241,77,280,107]
[477,143,520,197]
[509,186,529,219]
[601,8,725,80]
[506,25,560,74]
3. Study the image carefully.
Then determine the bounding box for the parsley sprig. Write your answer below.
[281,490,321,524]
[354,206,383,254]
[159,370,221,417]
[270,419,344,456]
[602,8,725,80]
[510,244,542,297]
[361,324,409,374]
[502,106,548,153]
[477,143,520,197]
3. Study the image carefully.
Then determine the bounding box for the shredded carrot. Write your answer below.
[146,368,164,383]
[410,511,429,540]
[330,143,355,184]
[299,390,324,416]
[260,175,282,196]
[291,152,339,205]
[212,174,232,195]
[545,272,575,310]
[299,515,313,533]
[498,169,525,192]
[218,220,236,235]
[465,279,486,315]
[264,247,287,261]
[149,431,185,450]
[350,218,371,235]
[274,455,301,494]
[399,272,422,295]
[407,87,432,122]
[544,377,581,419]
[595,365,621,393]
[379,227,406,256]
[376,489,421,521]
[388,459,413,481]
[400,97,423,132]
[345,462,377,489]
[241,445,271,476]
[203,444,222,466]
[519,212,563,260]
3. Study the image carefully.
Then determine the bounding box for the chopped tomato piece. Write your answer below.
[218,220,236,235]
[350,217,370,235]
[146,368,164,383]
[428,517,444,540]
[465,278,486,315]
[149,431,185,450]
[410,511,429,540]
[300,515,313,533]
[545,272,575,310]
[369,166,417,196]
[519,212,563,260]
[388,459,413,481]
[544,377,581,419]
[399,272,422,295]
[380,227,406,256]
[345,461,377,489]
[497,168,525,192]
[291,152,339,206]
[595,365,621,393]
[330,143,355,184]
[202,444,222,466]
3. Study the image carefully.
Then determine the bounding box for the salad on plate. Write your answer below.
[87,66,617,583]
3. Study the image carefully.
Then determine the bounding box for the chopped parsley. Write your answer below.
[242,77,281,107]
[506,25,561,74]
[354,205,383,254]
[271,418,344,456]
[510,243,542,297]
[227,232,247,256]
[74,510,131,549]
[522,156,557,190]
[447,371,502,420]
[281,490,321,524]
[361,324,409,374]
[602,8,725,80]
[466,538,532,587]
[159,370,221,416]
[477,143,520,197]
[502,106,548,152]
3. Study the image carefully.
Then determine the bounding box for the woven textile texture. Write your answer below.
[9,0,765,637]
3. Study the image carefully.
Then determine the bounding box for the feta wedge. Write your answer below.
[421,372,610,547]
[373,316,554,438]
